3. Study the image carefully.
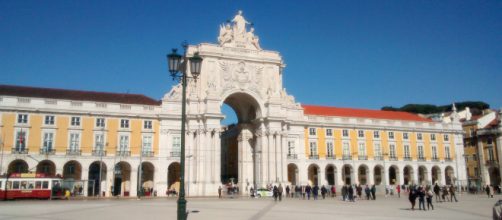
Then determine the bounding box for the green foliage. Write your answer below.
[381,101,490,114]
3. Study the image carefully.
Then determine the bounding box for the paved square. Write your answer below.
[0,194,496,220]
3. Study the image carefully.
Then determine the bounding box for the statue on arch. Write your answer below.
[218,23,233,45]
[232,10,250,36]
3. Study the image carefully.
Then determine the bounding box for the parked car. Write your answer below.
[255,188,273,197]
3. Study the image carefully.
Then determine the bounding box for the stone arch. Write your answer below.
[139,161,155,195]
[389,165,399,185]
[168,162,181,192]
[220,90,264,122]
[403,165,414,185]
[325,164,337,186]
[418,165,428,185]
[432,166,442,185]
[8,159,29,173]
[307,164,320,186]
[63,160,82,180]
[373,165,384,185]
[36,160,56,176]
[341,164,354,185]
[445,166,455,185]
[357,164,369,185]
[287,163,299,185]
[88,161,106,196]
[113,161,131,196]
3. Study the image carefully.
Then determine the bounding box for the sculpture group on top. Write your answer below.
[218,10,261,50]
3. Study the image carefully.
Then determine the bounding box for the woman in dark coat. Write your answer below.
[409,188,417,210]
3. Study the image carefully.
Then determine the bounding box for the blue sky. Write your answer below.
[1,1,501,124]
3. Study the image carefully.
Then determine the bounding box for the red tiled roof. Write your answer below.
[302,104,432,122]
[0,85,161,105]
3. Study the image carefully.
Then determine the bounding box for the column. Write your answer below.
[427,166,433,185]
[268,132,274,183]
[254,131,263,188]
[353,164,358,185]
[156,164,168,197]
[413,165,419,185]
[478,139,489,186]
[130,167,138,197]
[318,166,324,186]
[368,167,374,185]
[214,129,222,185]
[275,133,281,183]
[398,166,404,186]
[281,133,287,183]
[238,128,253,192]
[261,130,268,185]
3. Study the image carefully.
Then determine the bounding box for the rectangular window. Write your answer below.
[120,119,129,129]
[389,144,396,158]
[326,141,334,156]
[95,134,104,150]
[473,154,477,161]
[358,130,364,138]
[432,145,438,159]
[444,134,449,142]
[144,120,153,130]
[404,145,410,158]
[96,118,105,128]
[445,145,451,159]
[172,136,181,155]
[15,130,27,150]
[309,128,316,136]
[69,133,80,150]
[342,129,349,137]
[374,143,381,157]
[326,128,333,137]
[417,133,423,140]
[403,133,409,140]
[119,135,129,151]
[17,114,28,124]
[373,131,380,139]
[430,134,436,141]
[44,115,55,125]
[343,142,350,157]
[43,132,54,151]
[418,145,424,159]
[142,136,152,152]
[309,141,318,156]
[71,117,80,126]
[358,142,366,156]
[288,141,295,155]
[388,132,394,140]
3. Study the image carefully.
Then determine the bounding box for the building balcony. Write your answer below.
[403,156,412,161]
[170,151,180,157]
[444,158,453,162]
[326,155,336,160]
[287,154,298,159]
[431,157,440,162]
[141,150,154,157]
[66,149,81,156]
[342,155,352,160]
[417,157,426,162]
[92,150,107,157]
[40,148,55,155]
[389,156,398,161]
[358,155,368,160]
[116,150,131,157]
[11,148,28,154]
[374,156,383,161]
[309,155,319,160]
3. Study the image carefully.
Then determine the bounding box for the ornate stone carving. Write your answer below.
[218,61,264,98]
[217,10,261,50]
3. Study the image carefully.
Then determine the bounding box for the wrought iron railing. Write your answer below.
[39,148,55,155]
[12,148,28,154]
[116,150,131,157]
[358,155,368,160]
[92,150,107,156]
[326,155,336,160]
[287,154,298,159]
[142,151,154,157]
[66,149,81,156]
[309,155,319,160]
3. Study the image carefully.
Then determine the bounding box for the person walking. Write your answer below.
[313,185,319,200]
[273,185,279,202]
[321,185,327,199]
[371,184,376,200]
[450,185,458,202]
[348,185,354,202]
[285,185,290,198]
[302,185,306,200]
[331,185,336,198]
[218,185,222,199]
[433,184,441,202]
[418,187,426,211]
[306,185,312,200]
[490,185,495,198]
[356,185,362,200]
[426,189,434,210]
[365,185,371,200]
[278,184,283,201]
[397,185,401,198]
[342,185,347,201]
[408,188,417,210]
[486,185,490,198]
[442,186,450,202]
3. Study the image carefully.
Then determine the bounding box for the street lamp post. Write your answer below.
[167,42,203,220]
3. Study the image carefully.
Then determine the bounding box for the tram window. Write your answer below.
[35,181,42,189]
[13,181,20,189]
[42,181,49,189]
[21,181,27,189]
[28,181,35,189]
[6,181,12,189]
[0,181,2,188]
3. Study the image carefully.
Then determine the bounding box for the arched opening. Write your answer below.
[445,166,455,185]
[418,166,428,185]
[287,163,299,185]
[389,166,399,185]
[138,162,155,196]
[8,159,29,173]
[220,92,261,190]
[63,161,82,180]
[113,162,131,196]
[432,166,441,185]
[489,167,501,186]
[308,164,320,186]
[88,161,106,196]
[36,160,56,176]
[374,165,383,185]
[168,162,181,192]
[403,166,414,185]
[358,165,369,185]
[325,165,336,186]
[342,165,353,185]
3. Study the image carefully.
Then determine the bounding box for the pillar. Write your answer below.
[130,167,138,197]
[478,138,489,186]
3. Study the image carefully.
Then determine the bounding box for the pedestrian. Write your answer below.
[342,185,347,201]
[306,185,312,200]
[250,187,254,198]
[486,185,490,198]
[434,184,441,202]
[273,185,279,201]
[442,186,450,202]
[285,185,290,198]
[418,187,426,211]
[218,185,222,198]
[490,185,495,198]
[426,189,434,210]
[313,185,319,200]
[371,184,376,200]
[408,188,417,210]
[397,185,401,198]
[348,185,354,202]
[331,185,336,198]
[450,185,458,202]
[365,185,371,200]
[385,185,389,197]
[321,185,327,199]
[278,184,283,201]
[356,185,362,200]
[302,185,306,199]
